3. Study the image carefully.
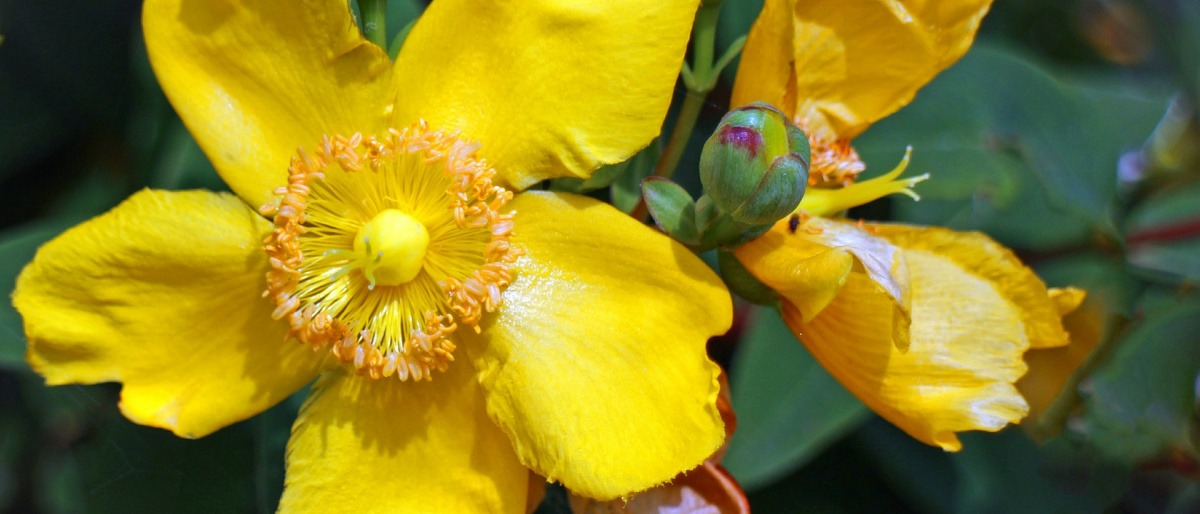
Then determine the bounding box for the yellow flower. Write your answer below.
[728,0,1083,451]
[13,0,731,509]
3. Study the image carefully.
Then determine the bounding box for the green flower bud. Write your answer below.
[699,102,810,226]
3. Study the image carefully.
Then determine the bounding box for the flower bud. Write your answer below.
[699,102,809,225]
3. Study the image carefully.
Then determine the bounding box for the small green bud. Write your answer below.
[699,102,810,225]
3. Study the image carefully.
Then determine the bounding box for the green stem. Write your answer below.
[691,2,721,80]
[359,0,388,49]
[630,0,724,221]
[654,90,707,179]
[1035,314,1130,439]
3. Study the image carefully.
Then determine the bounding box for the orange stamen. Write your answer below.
[260,121,523,381]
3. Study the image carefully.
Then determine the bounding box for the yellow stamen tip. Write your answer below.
[797,146,927,217]
[354,209,429,287]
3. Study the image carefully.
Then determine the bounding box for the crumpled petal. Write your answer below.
[733,219,855,321]
[14,190,325,438]
[1018,293,1102,429]
[391,0,698,190]
[464,191,729,500]
[143,0,394,207]
[872,224,1074,349]
[785,246,1030,451]
[735,217,910,348]
[732,0,992,138]
[279,364,528,513]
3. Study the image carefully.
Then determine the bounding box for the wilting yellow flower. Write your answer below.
[729,0,1083,451]
[13,0,731,509]
[1018,287,1098,431]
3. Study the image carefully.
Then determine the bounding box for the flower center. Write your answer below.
[797,118,866,188]
[349,209,430,288]
[260,122,523,381]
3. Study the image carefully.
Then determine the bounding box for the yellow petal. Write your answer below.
[733,0,992,138]
[279,365,528,513]
[14,190,325,438]
[143,0,394,208]
[1049,287,1087,316]
[788,248,1029,451]
[733,219,855,321]
[1018,295,1103,429]
[805,217,910,311]
[391,0,698,190]
[465,191,729,500]
[737,217,912,349]
[872,224,1072,349]
[729,0,795,117]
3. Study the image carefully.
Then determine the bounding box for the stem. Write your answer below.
[691,2,721,80]
[654,90,707,179]
[629,0,725,221]
[1127,217,1200,244]
[630,90,707,220]
[359,0,388,49]
[1035,314,1131,439]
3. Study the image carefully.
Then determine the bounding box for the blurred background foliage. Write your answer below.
[2,0,1199,512]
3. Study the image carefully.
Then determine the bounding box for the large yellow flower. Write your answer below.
[13,0,731,509]
[728,0,1082,451]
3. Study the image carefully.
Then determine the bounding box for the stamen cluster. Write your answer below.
[259,121,522,381]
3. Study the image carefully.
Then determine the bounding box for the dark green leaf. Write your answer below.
[1082,300,1200,463]
[855,419,1125,514]
[950,430,1125,513]
[857,44,1164,250]
[1034,254,1141,317]
[1125,179,1200,281]
[611,140,662,213]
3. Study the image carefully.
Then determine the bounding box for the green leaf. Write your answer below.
[855,420,1127,514]
[1034,253,1141,317]
[856,44,1164,251]
[724,307,870,490]
[610,140,662,213]
[642,177,700,245]
[145,120,226,192]
[950,431,1126,513]
[1125,179,1200,282]
[852,418,956,514]
[1082,300,1200,463]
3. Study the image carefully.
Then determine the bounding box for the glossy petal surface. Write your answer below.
[391,0,698,190]
[466,192,729,499]
[144,0,394,207]
[787,248,1030,451]
[873,224,1071,348]
[733,220,855,321]
[279,365,528,513]
[732,0,992,138]
[14,190,325,438]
